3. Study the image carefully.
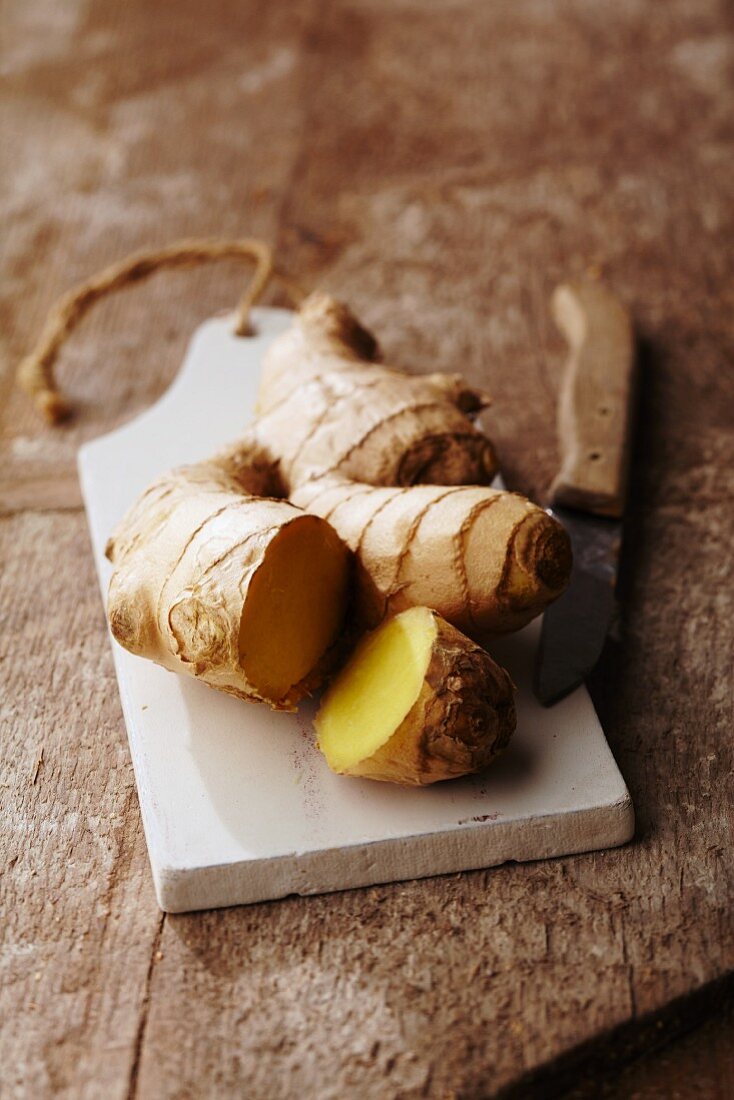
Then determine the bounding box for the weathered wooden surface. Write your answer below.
[1,1,732,1097]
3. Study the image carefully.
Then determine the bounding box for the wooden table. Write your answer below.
[2,2,732,1096]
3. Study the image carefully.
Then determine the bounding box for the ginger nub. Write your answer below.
[315,606,516,786]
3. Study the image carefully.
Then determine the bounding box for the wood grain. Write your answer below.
[2,0,733,1097]
[0,512,161,1098]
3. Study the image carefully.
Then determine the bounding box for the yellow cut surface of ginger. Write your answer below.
[315,606,516,786]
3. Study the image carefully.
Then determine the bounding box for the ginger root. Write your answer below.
[106,445,351,709]
[314,606,515,785]
[106,292,570,758]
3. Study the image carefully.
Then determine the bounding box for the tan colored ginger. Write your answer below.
[292,476,569,636]
[315,606,515,785]
[106,446,351,709]
[254,292,498,490]
[106,293,570,746]
[244,293,571,637]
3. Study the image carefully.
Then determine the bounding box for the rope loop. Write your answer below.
[16,237,306,424]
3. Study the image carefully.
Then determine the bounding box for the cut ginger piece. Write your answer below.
[314,606,516,786]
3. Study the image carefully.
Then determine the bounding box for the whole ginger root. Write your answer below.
[106,293,572,780]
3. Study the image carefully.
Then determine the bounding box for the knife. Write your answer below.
[534,279,636,706]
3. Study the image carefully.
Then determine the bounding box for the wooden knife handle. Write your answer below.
[549,280,636,518]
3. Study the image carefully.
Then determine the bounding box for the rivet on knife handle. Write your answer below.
[549,281,635,519]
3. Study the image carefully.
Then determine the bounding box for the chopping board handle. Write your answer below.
[549,281,636,519]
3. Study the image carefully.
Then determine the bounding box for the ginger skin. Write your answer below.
[253,293,498,491]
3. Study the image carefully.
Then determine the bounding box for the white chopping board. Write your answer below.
[79,307,634,913]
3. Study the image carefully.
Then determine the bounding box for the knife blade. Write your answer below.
[534,280,636,706]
